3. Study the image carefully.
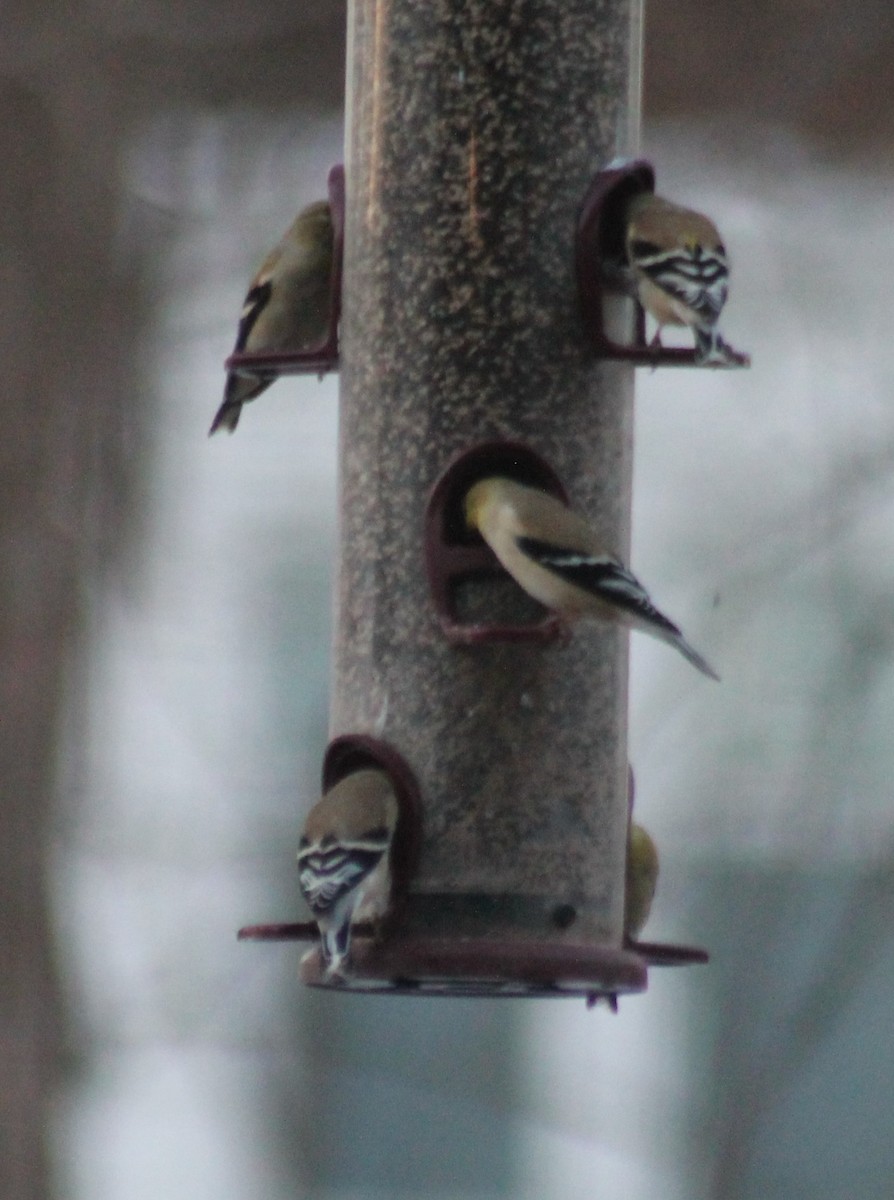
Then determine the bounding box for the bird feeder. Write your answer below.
[576,157,750,367]
[239,0,709,1003]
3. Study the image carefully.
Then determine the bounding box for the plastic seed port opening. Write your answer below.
[424,440,570,644]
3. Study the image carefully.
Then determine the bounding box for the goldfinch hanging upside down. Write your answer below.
[297,768,398,980]
[210,200,334,435]
[623,191,738,364]
[464,477,719,680]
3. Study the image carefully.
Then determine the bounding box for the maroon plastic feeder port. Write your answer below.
[576,157,749,368]
[424,441,570,645]
[224,162,344,379]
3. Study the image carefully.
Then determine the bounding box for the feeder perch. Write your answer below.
[224,163,345,379]
[576,157,750,368]
[240,924,706,1001]
[424,441,569,644]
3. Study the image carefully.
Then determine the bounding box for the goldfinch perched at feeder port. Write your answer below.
[624,822,659,941]
[463,477,719,680]
[209,199,334,435]
[297,768,398,980]
[623,191,740,365]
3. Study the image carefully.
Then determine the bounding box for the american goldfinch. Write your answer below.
[624,822,659,940]
[210,200,334,435]
[297,768,398,979]
[624,191,734,364]
[463,476,719,680]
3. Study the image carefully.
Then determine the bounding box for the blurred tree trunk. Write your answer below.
[0,79,76,1200]
[0,68,138,1198]
[0,8,345,1195]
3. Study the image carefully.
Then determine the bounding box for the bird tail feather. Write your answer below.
[672,633,720,681]
[208,397,241,435]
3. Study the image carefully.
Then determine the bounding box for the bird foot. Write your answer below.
[694,329,750,368]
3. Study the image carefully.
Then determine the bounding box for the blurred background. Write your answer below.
[4,2,894,1198]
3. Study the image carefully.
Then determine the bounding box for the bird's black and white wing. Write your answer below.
[297,830,390,918]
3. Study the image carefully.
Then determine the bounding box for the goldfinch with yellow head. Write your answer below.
[464,477,718,680]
